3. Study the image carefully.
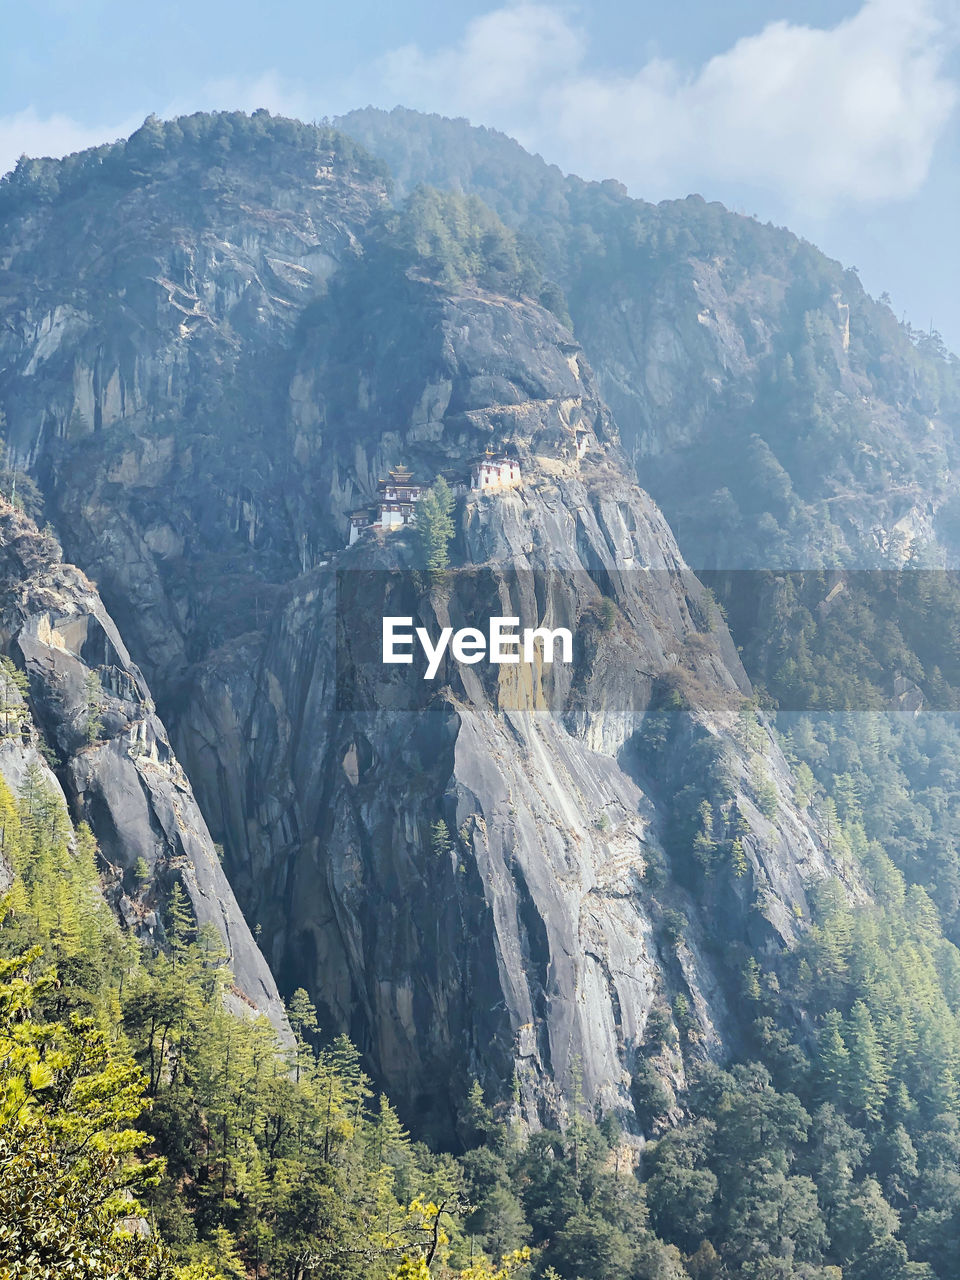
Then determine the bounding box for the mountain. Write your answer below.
[3,108,960,1277]
[0,110,843,1136]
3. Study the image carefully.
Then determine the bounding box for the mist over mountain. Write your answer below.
[2,108,960,1278]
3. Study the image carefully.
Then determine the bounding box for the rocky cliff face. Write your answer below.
[0,499,289,1036]
[175,271,846,1134]
[0,115,387,689]
[0,114,846,1135]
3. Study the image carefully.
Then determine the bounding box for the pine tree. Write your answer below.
[816,1010,851,1104]
[413,479,455,572]
[730,837,748,878]
[167,883,194,961]
[463,1078,493,1142]
[431,818,452,859]
[843,1000,888,1124]
[366,1093,411,1192]
[287,986,319,1083]
[822,796,840,853]
[0,656,29,738]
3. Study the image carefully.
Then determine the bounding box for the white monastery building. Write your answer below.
[349,465,425,545]
[470,452,522,491]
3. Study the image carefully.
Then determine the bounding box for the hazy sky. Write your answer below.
[3,0,960,349]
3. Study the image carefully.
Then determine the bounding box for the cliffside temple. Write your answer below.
[471,450,522,491]
[349,456,525,545]
[348,464,426,543]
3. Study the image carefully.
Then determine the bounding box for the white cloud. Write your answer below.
[373,0,959,212]
[0,108,139,179]
[379,5,582,114]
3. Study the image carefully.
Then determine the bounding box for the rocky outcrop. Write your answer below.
[0,501,290,1037]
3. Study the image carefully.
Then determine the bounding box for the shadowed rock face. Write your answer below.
[0,117,842,1136]
[0,502,290,1039]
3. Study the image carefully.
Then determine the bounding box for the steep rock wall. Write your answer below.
[0,501,289,1037]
